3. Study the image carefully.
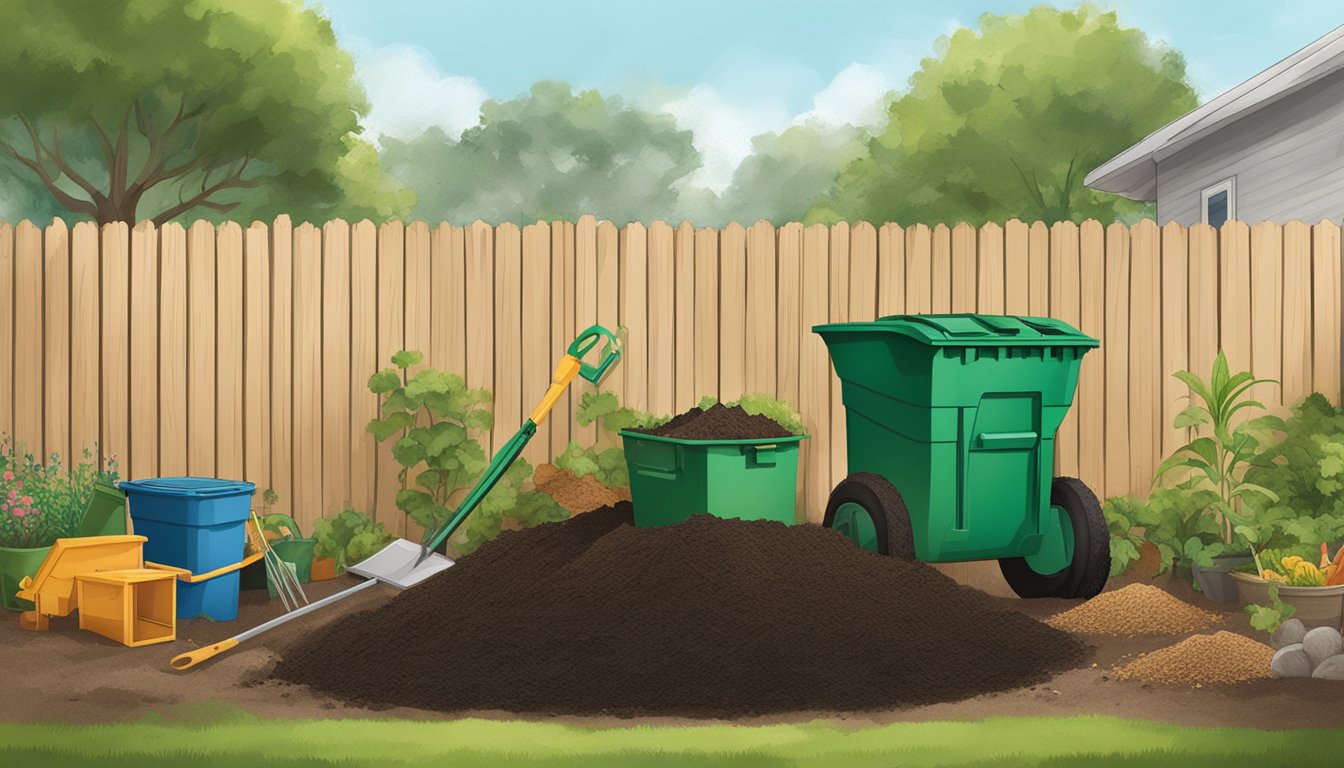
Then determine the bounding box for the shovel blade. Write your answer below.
[347,539,454,590]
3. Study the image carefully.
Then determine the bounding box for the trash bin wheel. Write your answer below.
[999,477,1108,599]
[823,473,916,560]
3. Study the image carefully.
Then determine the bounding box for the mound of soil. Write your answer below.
[1047,583,1221,636]
[532,463,629,516]
[273,504,1088,717]
[1113,631,1274,686]
[630,403,793,440]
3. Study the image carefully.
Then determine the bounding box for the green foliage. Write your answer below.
[0,0,411,224]
[311,507,395,570]
[809,6,1196,225]
[1131,484,1231,577]
[1154,351,1283,547]
[1103,497,1145,577]
[380,81,699,225]
[1245,581,1296,635]
[1241,393,1344,549]
[722,393,807,436]
[0,435,119,549]
[365,350,567,554]
[554,391,664,489]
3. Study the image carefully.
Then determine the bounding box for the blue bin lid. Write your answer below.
[120,477,256,498]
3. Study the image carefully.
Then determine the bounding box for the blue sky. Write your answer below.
[314,0,1344,190]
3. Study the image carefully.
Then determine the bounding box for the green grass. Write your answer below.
[1,704,1341,767]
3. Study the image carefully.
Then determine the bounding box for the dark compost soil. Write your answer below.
[630,403,793,440]
[272,503,1090,717]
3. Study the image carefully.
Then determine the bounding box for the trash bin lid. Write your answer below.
[812,313,1098,347]
[119,477,256,498]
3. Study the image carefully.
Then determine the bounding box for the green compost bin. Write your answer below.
[620,432,807,527]
[813,314,1099,578]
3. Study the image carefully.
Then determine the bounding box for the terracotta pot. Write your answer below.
[311,556,338,582]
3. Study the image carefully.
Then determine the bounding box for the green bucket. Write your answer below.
[266,537,315,597]
[0,544,52,611]
[620,431,807,527]
[77,481,128,538]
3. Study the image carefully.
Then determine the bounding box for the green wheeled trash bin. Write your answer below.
[813,313,1107,599]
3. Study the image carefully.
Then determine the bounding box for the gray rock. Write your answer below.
[1271,643,1314,678]
[1303,626,1344,669]
[1271,618,1307,650]
[1311,654,1344,680]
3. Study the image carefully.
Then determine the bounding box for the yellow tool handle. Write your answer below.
[528,355,581,426]
[170,638,238,670]
[146,550,264,583]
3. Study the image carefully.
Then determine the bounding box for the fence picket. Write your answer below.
[495,223,524,456]
[269,217,293,517]
[977,223,1004,314]
[216,222,244,482]
[932,224,951,313]
[745,221,777,397]
[129,222,158,479]
[44,220,70,466]
[1049,221,1080,478]
[1282,221,1312,406]
[1313,221,1342,400]
[157,223,187,478]
[648,221,676,415]
[0,223,9,439]
[905,223,931,315]
[674,221,697,413]
[1103,222,1131,500]
[1129,220,1161,493]
[243,222,270,498]
[620,223,647,413]
[694,227,719,402]
[1250,222,1284,412]
[573,217,597,446]
[828,223,850,489]
[350,220,379,517]
[186,221,215,476]
[521,223,551,466]
[951,222,976,313]
[720,223,747,402]
[1159,221,1188,459]
[1004,220,1029,315]
[877,223,904,317]
[376,221,406,535]
[14,222,41,454]
[801,224,831,523]
[292,223,322,532]
[70,219,98,465]
[322,220,353,522]
[1078,220,1105,495]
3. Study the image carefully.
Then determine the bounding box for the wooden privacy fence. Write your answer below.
[0,216,1340,536]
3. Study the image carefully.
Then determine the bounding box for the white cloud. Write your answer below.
[793,63,896,129]
[356,44,487,143]
[656,84,791,194]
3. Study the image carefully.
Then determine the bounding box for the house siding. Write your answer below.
[1155,68,1344,226]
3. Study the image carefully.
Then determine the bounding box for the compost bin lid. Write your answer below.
[811,313,1099,347]
[119,477,256,498]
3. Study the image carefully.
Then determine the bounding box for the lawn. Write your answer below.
[1,705,1340,767]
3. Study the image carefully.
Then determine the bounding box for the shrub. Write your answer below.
[365,350,563,555]
[1103,496,1146,577]
[1242,393,1344,550]
[312,506,397,571]
[0,435,119,549]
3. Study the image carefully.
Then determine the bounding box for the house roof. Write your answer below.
[1084,24,1344,201]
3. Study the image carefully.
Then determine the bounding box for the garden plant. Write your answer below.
[0,435,119,549]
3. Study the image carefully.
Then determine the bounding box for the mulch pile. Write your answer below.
[532,463,629,516]
[1047,584,1221,636]
[629,403,793,440]
[274,503,1088,717]
[1112,631,1274,686]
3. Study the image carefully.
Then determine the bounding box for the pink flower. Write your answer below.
[11,508,24,518]
[5,490,14,502]
[19,496,31,506]
[1,471,11,481]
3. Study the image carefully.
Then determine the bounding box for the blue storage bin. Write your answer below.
[122,477,255,621]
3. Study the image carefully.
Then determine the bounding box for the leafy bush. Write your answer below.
[0,435,119,549]
[312,507,397,570]
[1132,483,1232,578]
[1242,393,1344,550]
[553,391,663,489]
[698,394,807,436]
[365,350,566,555]
[1103,497,1146,577]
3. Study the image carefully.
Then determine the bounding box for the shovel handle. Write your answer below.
[170,638,239,671]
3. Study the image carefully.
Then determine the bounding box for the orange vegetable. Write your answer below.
[1327,544,1344,587]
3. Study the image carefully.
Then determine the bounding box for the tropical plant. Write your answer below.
[1153,350,1283,548]
[0,435,119,549]
[365,350,563,554]
[1240,393,1344,551]
[1132,484,1231,578]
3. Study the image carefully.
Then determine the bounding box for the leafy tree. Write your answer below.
[379,81,700,225]
[810,6,1197,225]
[690,120,870,227]
[0,0,411,224]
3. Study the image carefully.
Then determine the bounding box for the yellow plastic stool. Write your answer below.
[16,535,147,631]
[75,569,177,647]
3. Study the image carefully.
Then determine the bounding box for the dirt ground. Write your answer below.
[2,562,1341,729]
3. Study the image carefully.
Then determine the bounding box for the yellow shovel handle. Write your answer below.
[529,355,581,426]
[170,638,239,670]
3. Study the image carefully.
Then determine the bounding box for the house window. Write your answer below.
[1201,177,1236,228]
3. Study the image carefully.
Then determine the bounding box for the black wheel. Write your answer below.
[822,473,916,560]
[999,477,1108,599]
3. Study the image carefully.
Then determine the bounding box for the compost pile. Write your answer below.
[629,403,793,440]
[1047,584,1220,636]
[1112,631,1274,686]
[532,463,628,515]
[274,503,1088,717]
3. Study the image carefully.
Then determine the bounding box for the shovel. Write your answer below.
[169,325,621,671]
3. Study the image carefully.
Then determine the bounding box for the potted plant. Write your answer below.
[1151,351,1283,601]
[1231,544,1344,630]
[0,436,119,611]
[261,512,315,595]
